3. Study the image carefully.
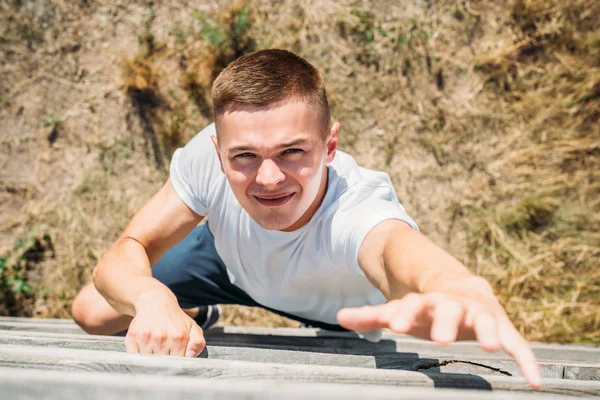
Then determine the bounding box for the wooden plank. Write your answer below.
[0,344,599,395]
[0,317,591,346]
[1,318,597,363]
[0,329,124,343]
[0,333,520,377]
[0,321,85,334]
[2,320,598,364]
[0,367,572,400]
[0,316,78,324]
[205,330,600,364]
[215,326,600,353]
[0,317,585,353]
[565,365,600,381]
[1,329,599,381]
[3,331,600,380]
[1,319,597,350]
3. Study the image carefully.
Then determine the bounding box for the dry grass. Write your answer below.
[459,0,600,344]
[0,0,598,343]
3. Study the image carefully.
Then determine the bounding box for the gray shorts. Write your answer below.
[152,223,346,331]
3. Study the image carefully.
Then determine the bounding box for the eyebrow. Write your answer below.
[227,139,311,154]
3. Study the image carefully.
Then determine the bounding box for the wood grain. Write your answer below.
[1,318,598,382]
[2,331,599,380]
[0,344,599,396]
[2,320,598,364]
[205,330,600,363]
[0,333,519,376]
[0,321,84,334]
[0,367,574,400]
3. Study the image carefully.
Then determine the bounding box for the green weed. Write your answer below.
[0,228,53,316]
[192,10,228,48]
[43,114,60,128]
[0,257,32,298]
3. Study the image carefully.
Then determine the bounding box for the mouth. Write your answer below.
[253,192,295,207]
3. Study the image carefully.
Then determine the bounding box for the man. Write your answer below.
[72,49,541,388]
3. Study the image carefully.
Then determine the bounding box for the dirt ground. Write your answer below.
[1,0,598,343]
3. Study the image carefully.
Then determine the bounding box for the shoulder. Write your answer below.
[331,150,395,187]
[318,151,418,271]
[307,151,396,237]
[182,123,217,151]
[327,150,400,211]
[169,123,225,215]
[173,123,219,167]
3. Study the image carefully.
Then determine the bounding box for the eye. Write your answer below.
[233,152,256,159]
[282,148,304,156]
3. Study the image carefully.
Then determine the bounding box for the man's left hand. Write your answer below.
[337,283,542,389]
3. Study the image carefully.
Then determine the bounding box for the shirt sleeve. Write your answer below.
[328,183,418,276]
[169,123,220,216]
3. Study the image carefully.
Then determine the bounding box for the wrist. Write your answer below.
[435,275,495,297]
[133,288,178,315]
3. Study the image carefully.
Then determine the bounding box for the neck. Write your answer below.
[281,166,329,232]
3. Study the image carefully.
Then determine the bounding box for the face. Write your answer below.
[212,100,338,231]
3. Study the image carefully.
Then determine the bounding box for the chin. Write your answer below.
[253,215,297,231]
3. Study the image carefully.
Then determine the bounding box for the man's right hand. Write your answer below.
[124,295,206,357]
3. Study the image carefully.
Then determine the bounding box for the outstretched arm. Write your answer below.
[93,178,206,357]
[336,219,542,389]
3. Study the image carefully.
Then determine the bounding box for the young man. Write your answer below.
[72,49,541,388]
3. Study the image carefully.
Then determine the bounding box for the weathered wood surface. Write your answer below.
[0,367,576,400]
[0,320,85,334]
[206,328,600,363]
[1,344,599,396]
[0,316,78,324]
[1,318,598,363]
[1,329,599,380]
[2,317,599,399]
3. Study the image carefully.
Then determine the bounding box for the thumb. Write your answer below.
[337,304,393,332]
[185,323,206,358]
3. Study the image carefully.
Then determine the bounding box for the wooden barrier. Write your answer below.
[0,317,599,398]
[0,368,579,400]
[1,329,599,379]
[1,319,598,363]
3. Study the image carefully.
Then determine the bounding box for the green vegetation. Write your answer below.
[0,257,32,300]
[43,115,60,128]
[0,228,53,316]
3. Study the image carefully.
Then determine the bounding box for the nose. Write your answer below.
[255,158,285,188]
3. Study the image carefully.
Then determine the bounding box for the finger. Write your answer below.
[499,321,542,389]
[168,331,188,357]
[124,332,139,354]
[185,323,206,358]
[337,302,397,332]
[473,312,501,352]
[430,300,464,345]
[149,331,170,355]
[133,330,153,354]
[389,293,427,333]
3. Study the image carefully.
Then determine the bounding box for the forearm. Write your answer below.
[352,222,541,388]
[92,237,177,317]
[382,228,491,297]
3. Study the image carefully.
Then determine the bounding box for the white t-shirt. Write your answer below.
[170,123,418,328]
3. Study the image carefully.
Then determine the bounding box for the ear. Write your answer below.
[325,122,339,164]
[210,135,225,173]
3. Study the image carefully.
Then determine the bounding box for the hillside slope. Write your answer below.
[0,0,598,344]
